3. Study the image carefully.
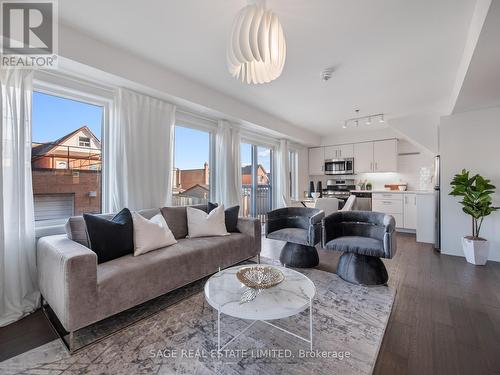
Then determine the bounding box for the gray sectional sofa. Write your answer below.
[37,205,261,335]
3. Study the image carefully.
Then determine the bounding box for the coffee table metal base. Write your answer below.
[216,298,313,353]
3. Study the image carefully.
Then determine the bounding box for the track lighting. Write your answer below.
[342,113,385,129]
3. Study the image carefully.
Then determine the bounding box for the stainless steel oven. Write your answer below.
[324,158,354,175]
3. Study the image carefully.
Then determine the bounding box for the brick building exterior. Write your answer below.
[31,126,102,221]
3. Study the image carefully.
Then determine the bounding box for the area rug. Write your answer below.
[0,263,395,375]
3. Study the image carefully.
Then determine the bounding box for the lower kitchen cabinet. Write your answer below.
[372,193,404,228]
[403,193,417,230]
[372,192,416,230]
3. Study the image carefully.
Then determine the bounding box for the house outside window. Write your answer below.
[31,91,104,224]
[171,125,212,206]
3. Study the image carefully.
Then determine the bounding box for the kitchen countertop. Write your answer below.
[350,189,435,195]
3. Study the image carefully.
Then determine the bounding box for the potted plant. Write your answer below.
[450,169,499,265]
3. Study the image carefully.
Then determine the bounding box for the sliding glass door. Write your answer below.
[241,142,273,220]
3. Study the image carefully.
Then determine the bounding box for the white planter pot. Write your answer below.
[462,237,489,265]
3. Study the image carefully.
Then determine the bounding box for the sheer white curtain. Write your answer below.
[215,120,241,207]
[0,69,40,326]
[108,88,176,211]
[276,139,290,208]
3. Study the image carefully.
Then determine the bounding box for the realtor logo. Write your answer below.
[1,0,58,68]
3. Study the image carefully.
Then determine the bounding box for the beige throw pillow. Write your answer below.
[132,212,177,256]
[186,205,229,238]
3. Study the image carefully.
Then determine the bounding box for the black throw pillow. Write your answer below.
[83,208,134,264]
[208,202,240,233]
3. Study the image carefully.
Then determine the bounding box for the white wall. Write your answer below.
[440,106,500,261]
[388,113,440,154]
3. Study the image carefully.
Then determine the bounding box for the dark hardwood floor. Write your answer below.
[1,233,500,375]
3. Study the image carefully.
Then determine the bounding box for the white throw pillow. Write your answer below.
[186,205,229,238]
[132,212,177,256]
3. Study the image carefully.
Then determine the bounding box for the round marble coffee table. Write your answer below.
[204,265,316,352]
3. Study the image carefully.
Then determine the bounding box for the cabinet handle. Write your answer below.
[370,162,373,171]
[405,196,408,204]
[382,201,392,204]
[414,196,417,205]
[339,150,342,158]
[375,162,378,170]
[321,165,324,171]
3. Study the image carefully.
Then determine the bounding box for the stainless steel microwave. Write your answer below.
[324,158,354,175]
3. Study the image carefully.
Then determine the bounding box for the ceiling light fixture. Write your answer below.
[321,67,334,82]
[343,113,386,129]
[227,2,286,84]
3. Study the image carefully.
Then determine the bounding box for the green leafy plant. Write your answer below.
[450,169,499,239]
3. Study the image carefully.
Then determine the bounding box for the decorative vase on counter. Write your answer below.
[308,181,315,198]
[316,181,323,198]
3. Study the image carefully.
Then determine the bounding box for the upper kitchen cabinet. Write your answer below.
[308,147,325,175]
[354,142,374,173]
[373,139,398,172]
[325,144,354,159]
[354,139,398,173]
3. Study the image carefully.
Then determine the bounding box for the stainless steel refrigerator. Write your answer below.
[434,155,441,251]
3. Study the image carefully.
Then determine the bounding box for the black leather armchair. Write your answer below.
[266,207,324,268]
[322,211,396,285]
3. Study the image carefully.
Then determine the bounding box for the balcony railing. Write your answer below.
[242,184,272,222]
[171,194,208,207]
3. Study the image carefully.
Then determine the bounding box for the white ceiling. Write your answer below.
[60,0,477,135]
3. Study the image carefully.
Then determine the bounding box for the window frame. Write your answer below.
[78,136,91,147]
[32,74,112,232]
[172,119,216,206]
[240,139,275,217]
[288,149,299,200]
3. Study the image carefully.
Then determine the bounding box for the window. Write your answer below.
[79,136,91,147]
[172,125,212,206]
[241,142,273,219]
[56,160,68,169]
[32,91,103,224]
[289,150,299,200]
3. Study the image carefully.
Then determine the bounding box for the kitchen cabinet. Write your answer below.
[308,147,324,175]
[373,139,398,172]
[373,191,433,233]
[372,193,403,227]
[324,144,354,159]
[354,139,398,173]
[354,142,374,173]
[403,193,417,230]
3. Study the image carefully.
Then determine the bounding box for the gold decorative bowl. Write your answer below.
[236,265,284,289]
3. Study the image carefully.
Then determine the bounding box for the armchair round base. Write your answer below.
[279,242,319,268]
[336,252,388,286]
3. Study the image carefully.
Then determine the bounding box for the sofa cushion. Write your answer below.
[267,228,309,245]
[187,205,229,238]
[132,212,177,256]
[66,208,160,247]
[160,204,208,239]
[95,233,257,320]
[324,236,384,257]
[208,202,240,233]
[84,208,134,263]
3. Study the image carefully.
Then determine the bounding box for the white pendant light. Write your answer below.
[227,3,286,84]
